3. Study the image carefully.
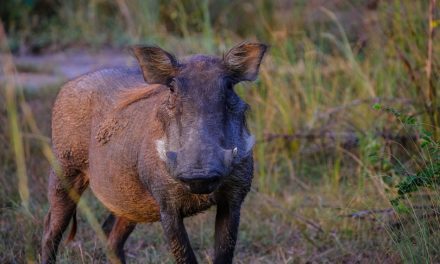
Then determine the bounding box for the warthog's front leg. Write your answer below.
[105,214,136,264]
[160,210,198,264]
[213,199,242,264]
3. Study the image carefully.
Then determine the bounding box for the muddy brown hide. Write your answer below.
[42,43,267,264]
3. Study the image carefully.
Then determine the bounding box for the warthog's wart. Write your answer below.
[42,42,267,264]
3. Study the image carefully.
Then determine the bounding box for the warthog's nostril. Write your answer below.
[176,173,221,194]
[177,174,220,184]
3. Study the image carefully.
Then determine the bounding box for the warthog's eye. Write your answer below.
[166,79,178,109]
[167,78,176,93]
[226,88,247,113]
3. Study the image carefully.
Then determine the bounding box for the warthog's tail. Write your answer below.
[66,209,77,242]
[65,211,116,243]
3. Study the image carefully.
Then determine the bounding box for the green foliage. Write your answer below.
[372,104,440,206]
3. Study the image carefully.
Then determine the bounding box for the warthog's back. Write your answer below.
[52,67,144,170]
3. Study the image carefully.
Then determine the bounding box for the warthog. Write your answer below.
[41,42,267,264]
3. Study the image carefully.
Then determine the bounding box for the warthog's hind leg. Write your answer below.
[41,169,88,264]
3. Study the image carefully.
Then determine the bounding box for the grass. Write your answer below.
[1,0,440,263]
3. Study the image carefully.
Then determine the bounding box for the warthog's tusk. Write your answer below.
[232,147,238,157]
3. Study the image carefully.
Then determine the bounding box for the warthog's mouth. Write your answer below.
[177,172,222,194]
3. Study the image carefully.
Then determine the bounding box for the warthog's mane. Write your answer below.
[116,84,164,110]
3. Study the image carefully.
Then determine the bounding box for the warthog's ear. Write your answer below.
[224,42,268,83]
[130,45,179,85]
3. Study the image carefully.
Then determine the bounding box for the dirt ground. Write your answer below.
[0,49,133,90]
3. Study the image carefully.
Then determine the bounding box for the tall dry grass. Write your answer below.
[1,0,439,263]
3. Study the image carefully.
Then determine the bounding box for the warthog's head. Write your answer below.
[132,42,267,194]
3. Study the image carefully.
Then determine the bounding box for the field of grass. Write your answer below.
[1,0,440,263]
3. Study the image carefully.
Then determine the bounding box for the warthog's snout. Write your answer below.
[177,172,221,194]
[166,147,238,194]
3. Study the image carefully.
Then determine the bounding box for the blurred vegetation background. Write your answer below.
[1,0,440,263]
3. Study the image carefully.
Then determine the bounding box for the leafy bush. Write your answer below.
[372,103,440,207]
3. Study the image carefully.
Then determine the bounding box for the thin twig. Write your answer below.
[344,208,395,219]
[262,130,417,144]
[344,206,440,220]
[315,97,414,120]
